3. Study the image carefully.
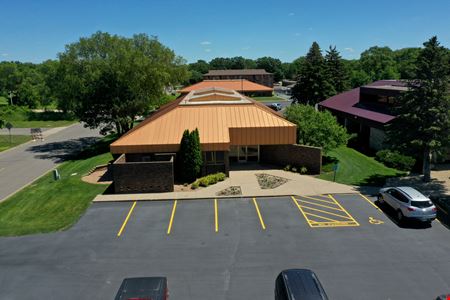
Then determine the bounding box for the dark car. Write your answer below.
[114,277,168,300]
[275,269,328,300]
[267,103,282,111]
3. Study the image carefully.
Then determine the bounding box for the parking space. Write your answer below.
[112,193,401,238]
[1,193,449,300]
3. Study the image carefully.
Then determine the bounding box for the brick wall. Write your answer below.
[260,144,322,174]
[112,154,174,193]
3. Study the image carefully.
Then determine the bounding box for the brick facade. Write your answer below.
[112,154,174,193]
[260,144,322,174]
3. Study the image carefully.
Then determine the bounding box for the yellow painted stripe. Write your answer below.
[252,198,266,230]
[297,199,348,212]
[299,204,353,220]
[300,195,336,205]
[303,212,343,223]
[358,193,382,212]
[328,194,360,226]
[291,196,313,228]
[214,198,219,232]
[117,201,137,237]
[167,200,178,235]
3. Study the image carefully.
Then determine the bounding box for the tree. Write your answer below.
[325,46,349,93]
[394,48,421,79]
[291,42,335,105]
[360,46,400,81]
[255,56,284,81]
[386,36,450,182]
[177,128,203,182]
[285,104,350,152]
[56,31,189,135]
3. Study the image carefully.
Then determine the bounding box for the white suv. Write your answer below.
[378,187,437,223]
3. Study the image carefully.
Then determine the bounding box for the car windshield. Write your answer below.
[410,200,433,208]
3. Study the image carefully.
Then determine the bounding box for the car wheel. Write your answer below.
[397,210,404,222]
[377,194,384,204]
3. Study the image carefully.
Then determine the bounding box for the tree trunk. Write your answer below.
[422,147,431,182]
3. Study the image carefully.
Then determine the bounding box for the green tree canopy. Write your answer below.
[360,46,400,81]
[386,36,450,182]
[285,104,349,152]
[291,42,335,105]
[325,46,350,93]
[255,56,284,81]
[56,31,189,135]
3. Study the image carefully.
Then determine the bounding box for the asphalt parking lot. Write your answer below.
[0,194,449,299]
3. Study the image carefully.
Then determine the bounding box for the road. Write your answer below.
[0,194,448,299]
[0,123,101,202]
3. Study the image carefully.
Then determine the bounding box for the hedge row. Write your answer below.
[191,172,226,189]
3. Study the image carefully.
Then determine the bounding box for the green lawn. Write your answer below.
[251,96,287,102]
[0,137,115,236]
[319,146,404,186]
[0,135,32,152]
[0,106,77,128]
[0,96,8,106]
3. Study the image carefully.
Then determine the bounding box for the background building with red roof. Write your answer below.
[178,79,273,96]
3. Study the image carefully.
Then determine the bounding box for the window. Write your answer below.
[411,201,433,208]
[204,151,225,165]
[391,190,409,203]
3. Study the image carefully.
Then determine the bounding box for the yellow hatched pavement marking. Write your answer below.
[117,201,137,237]
[299,204,354,220]
[303,212,342,222]
[328,194,360,226]
[291,196,314,228]
[297,198,351,213]
[301,194,336,205]
[253,198,266,230]
[167,200,178,235]
[214,199,219,232]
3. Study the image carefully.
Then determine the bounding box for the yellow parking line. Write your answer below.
[328,194,360,226]
[167,200,178,235]
[117,201,137,237]
[291,196,314,227]
[252,198,266,230]
[300,195,336,205]
[303,212,342,223]
[297,199,347,212]
[358,193,382,212]
[299,204,353,220]
[214,198,219,232]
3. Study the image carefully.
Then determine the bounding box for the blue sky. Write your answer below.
[0,0,449,63]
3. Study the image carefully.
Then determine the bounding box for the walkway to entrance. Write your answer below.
[93,167,356,202]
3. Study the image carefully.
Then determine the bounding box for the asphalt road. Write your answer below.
[0,123,100,202]
[0,194,448,299]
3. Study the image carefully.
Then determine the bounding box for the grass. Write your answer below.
[0,96,8,106]
[0,136,116,236]
[319,146,404,186]
[251,96,287,102]
[0,135,32,152]
[0,105,77,128]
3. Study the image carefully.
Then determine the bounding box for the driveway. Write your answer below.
[0,194,448,299]
[0,123,101,202]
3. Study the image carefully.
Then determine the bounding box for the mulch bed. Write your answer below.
[255,173,289,189]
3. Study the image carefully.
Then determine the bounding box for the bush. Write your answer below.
[375,150,416,171]
[300,166,308,174]
[284,165,291,171]
[191,172,226,189]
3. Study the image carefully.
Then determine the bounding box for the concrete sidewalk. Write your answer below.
[93,169,357,202]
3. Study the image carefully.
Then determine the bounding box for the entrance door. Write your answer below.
[238,146,247,162]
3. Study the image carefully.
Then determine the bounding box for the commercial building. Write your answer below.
[179,79,273,96]
[203,69,274,87]
[111,87,321,193]
[318,80,407,151]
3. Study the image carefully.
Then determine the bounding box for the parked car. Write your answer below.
[275,269,329,300]
[378,186,437,223]
[268,103,282,111]
[114,277,168,300]
[435,294,450,300]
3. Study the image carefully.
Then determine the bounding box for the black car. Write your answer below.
[275,269,328,300]
[114,277,168,300]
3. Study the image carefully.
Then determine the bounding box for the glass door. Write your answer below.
[238,146,247,162]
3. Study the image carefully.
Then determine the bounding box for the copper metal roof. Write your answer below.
[179,79,273,94]
[204,69,272,76]
[111,88,296,153]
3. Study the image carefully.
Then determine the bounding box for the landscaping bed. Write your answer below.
[216,186,242,196]
[255,173,289,189]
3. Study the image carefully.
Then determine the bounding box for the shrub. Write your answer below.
[191,172,226,189]
[300,166,308,174]
[375,150,416,171]
[284,165,291,171]
[291,167,297,173]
